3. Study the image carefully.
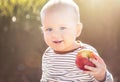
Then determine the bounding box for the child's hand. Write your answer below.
[84,57,107,81]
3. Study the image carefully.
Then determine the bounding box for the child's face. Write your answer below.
[41,6,81,52]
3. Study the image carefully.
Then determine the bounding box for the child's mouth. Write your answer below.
[53,40,63,44]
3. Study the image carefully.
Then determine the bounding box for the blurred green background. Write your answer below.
[0,0,120,82]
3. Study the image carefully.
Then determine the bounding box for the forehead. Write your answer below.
[46,3,75,12]
[41,4,77,26]
[47,5,76,18]
[44,3,77,17]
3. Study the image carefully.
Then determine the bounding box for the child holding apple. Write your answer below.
[40,0,113,82]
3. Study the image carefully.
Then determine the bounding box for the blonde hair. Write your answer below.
[40,0,80,24]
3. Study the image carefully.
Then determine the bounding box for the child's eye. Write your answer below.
[60,27,66,30]
[45,28,53,31]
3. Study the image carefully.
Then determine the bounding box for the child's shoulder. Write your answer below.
[44,47,54,54]
[80,42,98,53]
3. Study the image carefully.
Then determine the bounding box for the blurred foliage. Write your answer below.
[0,0,48,28]
[0,0,47,18]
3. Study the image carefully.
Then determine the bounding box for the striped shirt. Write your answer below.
[40,43,113,82]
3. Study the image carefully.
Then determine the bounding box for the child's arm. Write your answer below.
[84,57,113,82]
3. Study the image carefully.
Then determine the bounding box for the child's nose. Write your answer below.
[51,30,61,38]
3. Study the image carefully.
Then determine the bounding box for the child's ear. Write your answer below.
[76,23,83,37]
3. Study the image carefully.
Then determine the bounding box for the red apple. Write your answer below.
[75,49,99,71]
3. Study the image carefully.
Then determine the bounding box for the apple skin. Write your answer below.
[75,49,98,71]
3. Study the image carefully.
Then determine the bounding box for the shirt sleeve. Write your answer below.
[101,71,114,82]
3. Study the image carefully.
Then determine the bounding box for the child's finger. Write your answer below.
[84,65,96,71]
[96,55,105,64]
[89,58,100,67]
